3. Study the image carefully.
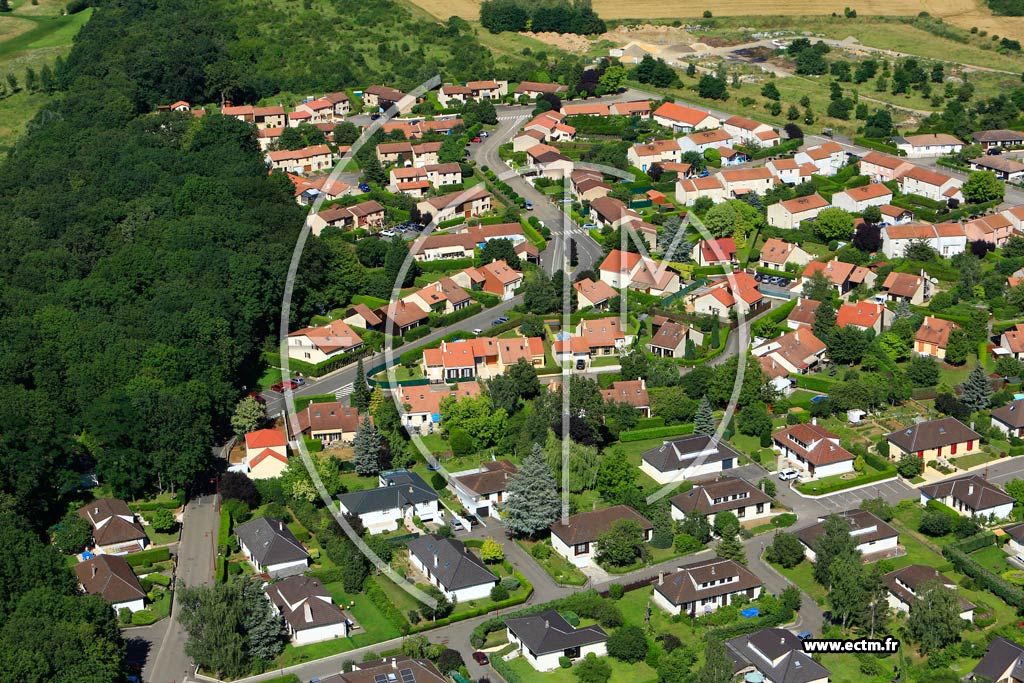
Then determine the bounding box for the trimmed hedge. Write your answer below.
[706,604,793,641]
[434,303,483,328]
[468,290,501,308]
[954,531,997,553]
[619,423,694,442]
[419,257,474,273]
[755,267,794,279]
[793,375,835,392]
[862,450,891,472]
[262,676,302,683]
[926,498,961,520]
[131,610,158,626]
[126,547,171,567]
[403,325,433,342]
[217,510,231,550]
[943,545,1024,608]
[131,492,186,511]
[410,571,533,633]
[146,572,171,586]
[796,467,896,496]
[854,137,903,155]
[635,416,666,429]
[364,576,411,634]
[438,216,466,229]
[215,556,226,583]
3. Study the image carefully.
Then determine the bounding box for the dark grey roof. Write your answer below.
[549,505,653,546]
[920,474,1014,513]
[726,628,831,683]
[407,534,497,591]
[641,435,743,473]
[885,417,981,453]
[670,477,772,516]
[972,636,1024,682]
[267,575,348,631]
[882,564,974,613]
[654,557,763,607]
[794,509,898,551]
[337,470,438,515]
[1005,522,1024,543]
[235,517,309,566]
[992,399,1024,429]
[505,609,607,656]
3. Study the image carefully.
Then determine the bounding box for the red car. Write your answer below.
[248,392,267,405]
[471,136,481,143]
[270,382,286,392]
[282,379,300,390]
[472,652,489,666]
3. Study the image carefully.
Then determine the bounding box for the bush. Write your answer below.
[125,547,171,567]
[490,584,510,601]
[363,576,411,634]
[563,610,580,627]
[607,584,624,600]
[606,625,648,662]
[919,509,953,536]
[619,424,694,442]
[501,576,521,591]
[944,546,1024,608]
[531,542,552,560]
[559,656,572,669]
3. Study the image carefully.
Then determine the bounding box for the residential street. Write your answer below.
[146,494,219,683]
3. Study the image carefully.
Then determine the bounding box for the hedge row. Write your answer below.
[403,325,433,342]
[217,511,232,550]
[126,547,171,567]
[363,576,412,634]
[862,450,891,472]
[619,423,695,442]
[419,257,474,273]
[262,344,373,379]
[745,138,801,160]
[434,303,483,328]
[131,493,186,511]
[796,467,896,496]
[636,416,666,429]
[952,531,997,553]
[214,556,226,583]
[926,498,961,520]
[755,267,795,279]
[793,375,835,392]
[470,590,621,649]
[261,676,301,683]
[854,137,903,155]
[410,571,533,633]
[437,216,466,229]
[706,604,793,641]
[943,545,1024,608]
[521,218,546,248]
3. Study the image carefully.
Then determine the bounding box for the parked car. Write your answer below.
[582,223,599,230]
[988,147,1003,155]
[471,136,481,143]
[248,392,266,405]
[480,131,489,138]
[282,379,300,390]
[778,468,800,481]
[472,652,490,666]
[270,382,286,392]
[797,631,813,641]
[493,316,509,326]
[576,358,586,370]
[472,328,483,335]
[523,200,533,210]
[450,518,464,531]
[380,229,396,237]
[358,183,371,192]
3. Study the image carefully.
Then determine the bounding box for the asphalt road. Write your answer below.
[145,495,220,683]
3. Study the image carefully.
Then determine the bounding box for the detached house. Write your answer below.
[970,637,1024,683]
[687,271,763,318]
[895,133,964,158]
[796,509,899,561]
[319,658,447,683]
[859,152,915,182]
[881,271,929,305]
[897,166,964,203]
[362,85,411,113]
[336,470,441,533]
[883,564,974,622]
[836,300,887,334]
[450,460,517,519]
[831,183,893,213]
[309,200,386,235]
[1002,323,1024,361]
[397,382,481,436]
[913,315,959,360]
[456,260,523,300]
[886,416,982,461]
[287,320,363,364]
[570,169,611,202]
[726,628,831,683]
[598,249,680,296]
[627,139,682,170]
[653,558,763,617]
[235,517,309,577]
[786,298,820,330]
[78,499,148,555]
[296,402,363,445]
[640,435,742,484]
[991,398,1024,438]
[722,115,775,146]
[268,575,352,645]
[377,300,429,335]
[266,144,335,173]
[766,193,829,229]
[920,474,1013,520]
[772,421,855,478]
[514,81,567,99]
[969,155,1024,182]
[422,336,544,383]
[505,610,608,672]
[574,277,618,310]
[610,100,652,118]
[602,379,651,417]
[794,141,846,176]
[754,326,827,381]
[652,102,719,132]
[417,186,492,223]
[527,144,574,179]
[408,535,498,602]
[402,277,472,315]
[759,238,811,272]
[75,555,147,613]
[694,236,737,266]
[971,129,1024,150]
[647,319,704,358]
[550,505,653,568]
[800,259,876,298]
[243,429,289,480]
[881,222,966,259]
[669,477,772,526]
[588,196,641,229]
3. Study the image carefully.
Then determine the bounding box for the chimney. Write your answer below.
[303,602,313,623]
[92,565,98,579]
[812,417,817,426]
[392,658,398,669]
[658,571,664,585]
[544,619,549,628]
[969,483,975,496]
[780,636,786,645]
[434,552,438,568]
[279,520,284,532]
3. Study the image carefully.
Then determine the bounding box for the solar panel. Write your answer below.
[400,668,416,683]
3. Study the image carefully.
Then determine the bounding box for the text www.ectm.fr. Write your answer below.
[802,637,900,654]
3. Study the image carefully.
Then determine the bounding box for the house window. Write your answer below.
[756,503,765,514]
[737,508,746,518]
[574,543,589,556]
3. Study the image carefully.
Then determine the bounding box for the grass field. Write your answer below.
[0,0,93,151]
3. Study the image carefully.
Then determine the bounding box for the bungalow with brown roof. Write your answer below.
[971,129,1024,150]
[884,564,974,622]
[377,300,429,335]
[652,557,763,617]
[880,203,914,225]
[991,398,1024,438]
[796,509,898,561]
[267,575,352,645]
[914,315,958,360]
[296,402,363,445]
[550,505,653,567]
[895,133,964,158]
[800,259,876,298]
[514,81,567,99]
[553,316,628,364]
[653,102,719,132]
[686,271,763,318]
[774,419,856,479]
[561,102,611,117]
[589,196,641,229]
[610,100,651,118]
[362,85,412,113]
[287,320,364,364]
[969,155,1024,182]
[602,379,651,417]
[417,187,492,223]
[647,319,704,358]
[754,327,827,383]
[858,152,916,182]
[574,277,617,311]
[342,303,382,331]
[449,459,517,519]
[759,238,812,272]
[881,271,929,305]
[887,416,982,462]
[75,555,147,613]
[766,193,830,229]
[640,435,743,483]
[309,200,386,235]
[919,473,1012,519]
[570,169,611,201]
[78,499,148,556]
[830,183,893,213]
[669,476,772,526]
[323,92,351,117]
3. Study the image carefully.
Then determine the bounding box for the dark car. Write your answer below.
[358,183,371,192]
[472,652,490,666]
[248,392,266,405]
[576,358,586,370]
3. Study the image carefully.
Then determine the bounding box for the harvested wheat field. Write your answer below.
[409,0,1024,41]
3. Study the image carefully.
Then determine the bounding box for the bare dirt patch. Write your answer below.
[519,31,592,53]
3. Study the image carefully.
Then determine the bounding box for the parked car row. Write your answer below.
[380,223,424,238]
[270,377,306,392]
[754,273,792,288]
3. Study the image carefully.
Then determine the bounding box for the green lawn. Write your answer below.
[951,451,999,470]
[372,573,422,615]
[276,581,402,667]
[771,559,828,606]
[970,545,1012,574]
[591,355,620,367]
[515,539,588,586]
[258,365,282,391]
[502,650,657,683]
[142,523,179,546]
